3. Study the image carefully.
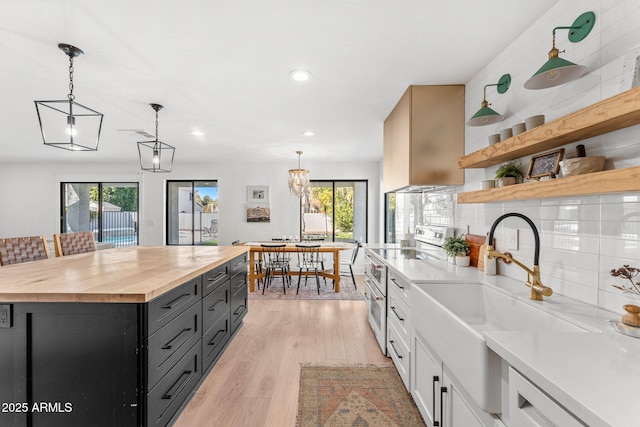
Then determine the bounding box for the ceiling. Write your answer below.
[1,0,557,165]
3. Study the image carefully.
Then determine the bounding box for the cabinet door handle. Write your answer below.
[389,339,403,359]
[440,386,448,427]
[390,277,404,290]
[233,304,246,316]
[161,293,192,310]
[162,328,193,350]
[233,279,246,290]
[162,370,192,400]
[433,376,440,427]
[207,299,225,312]
[208,328,227,346]
[390,306,404,322]
[207,271,227,282]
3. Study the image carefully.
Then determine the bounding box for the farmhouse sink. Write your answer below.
[412,282,589,414]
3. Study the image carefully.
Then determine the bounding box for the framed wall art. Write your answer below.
[247,185,269,203]
[526,148,565,180]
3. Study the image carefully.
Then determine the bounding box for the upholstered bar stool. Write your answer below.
[53,232,97,257]
[0,235,50,266]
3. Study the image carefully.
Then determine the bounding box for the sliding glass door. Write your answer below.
[61,182,139,247]
[302,180,367,242]
[167,181,218,245]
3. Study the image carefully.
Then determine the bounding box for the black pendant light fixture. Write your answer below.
[34,43,104,151]
[137,103,175,173]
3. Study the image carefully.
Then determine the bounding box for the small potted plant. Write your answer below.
[610,265,640,329]
[495,159,524,187]
[443,235,471,266]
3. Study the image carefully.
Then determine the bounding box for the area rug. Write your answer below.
[297,364,425,427]
[248,276,363,300]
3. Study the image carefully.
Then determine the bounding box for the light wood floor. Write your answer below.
[173,276,389,427]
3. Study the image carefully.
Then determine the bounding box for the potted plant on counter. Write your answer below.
[495,159,524,187]
[443,235,471,266]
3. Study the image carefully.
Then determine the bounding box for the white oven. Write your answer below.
[364,253,387,354]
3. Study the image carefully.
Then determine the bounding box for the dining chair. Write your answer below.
[340,239,362,289]
[295,244,324,294]
[0,235,50,266]
[53,231,97,257]
[260,244,290,294]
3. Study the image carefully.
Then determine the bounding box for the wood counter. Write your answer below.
[0,245,248,303]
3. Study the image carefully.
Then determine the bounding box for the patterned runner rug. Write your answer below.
[297,364,425,427]
[248,275,363,300]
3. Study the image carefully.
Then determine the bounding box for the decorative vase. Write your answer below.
[447,255,456,265]
[622,304,640,328]
[498,177,516,187]
[455,255,470,267]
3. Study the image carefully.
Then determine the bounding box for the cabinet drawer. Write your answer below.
[230,294,247,334]
[147,301,201,389]
[388,290,411,348]
[147,276,201,336]
[202,281,229,330]
[230,271,247,297]
[146,341,202,427]
[388,269,411,302]
[230,253,248,278]
[202,315,230,371]
[388,320,410,390]
[202,263,229,297]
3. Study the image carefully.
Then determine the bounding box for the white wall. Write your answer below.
[457,0,640,313]
[0,159,379,270]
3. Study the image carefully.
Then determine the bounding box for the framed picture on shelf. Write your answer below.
[526,149,565,180]
[247,185,269,203]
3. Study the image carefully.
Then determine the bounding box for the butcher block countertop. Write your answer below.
[0,245,248,303]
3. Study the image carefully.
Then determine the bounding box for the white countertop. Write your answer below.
[366,245,639,426]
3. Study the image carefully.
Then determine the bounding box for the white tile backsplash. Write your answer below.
[453,0,640,312]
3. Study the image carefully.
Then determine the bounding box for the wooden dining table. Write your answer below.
[245,241,352,293]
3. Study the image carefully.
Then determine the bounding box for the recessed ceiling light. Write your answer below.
[290,70,312,82]
[190,130,204,136]
[302,130,315,137]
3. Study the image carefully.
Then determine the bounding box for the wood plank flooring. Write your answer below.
[173,276,389,427]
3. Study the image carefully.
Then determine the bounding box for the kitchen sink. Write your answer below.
[412,282,589,413]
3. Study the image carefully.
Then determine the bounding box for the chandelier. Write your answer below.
[34,43,104,151]
[137,103,175,173]
[288,150,310,198]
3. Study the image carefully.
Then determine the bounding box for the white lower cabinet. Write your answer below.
[387,269,412,390]
[412,327,503,427]
[509,368,585,427]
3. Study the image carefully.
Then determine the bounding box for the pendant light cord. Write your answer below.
[67,55,75,101]
[155,109,159,141]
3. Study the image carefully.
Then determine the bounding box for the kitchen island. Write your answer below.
[0,245,248,427]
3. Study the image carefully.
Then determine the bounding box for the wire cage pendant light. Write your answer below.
[137,103,175,173]
[288,150,310,198]
[34,44,104,151]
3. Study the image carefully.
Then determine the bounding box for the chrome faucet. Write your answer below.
[487,213,553,301]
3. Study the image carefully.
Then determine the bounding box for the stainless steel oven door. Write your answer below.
[364,277,386,355]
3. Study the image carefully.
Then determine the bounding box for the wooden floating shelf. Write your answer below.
[458,87,640,169]
[457,166,640,204]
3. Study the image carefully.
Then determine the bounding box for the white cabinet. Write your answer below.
[412,325,503,427]
[509,368,585,427]
[387,269,411,389]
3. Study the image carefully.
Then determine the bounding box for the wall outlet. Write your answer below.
[507,228,519,251]
[0,304,11,328]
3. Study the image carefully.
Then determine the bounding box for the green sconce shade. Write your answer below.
[466,73,511,127]
[525,11,595,90]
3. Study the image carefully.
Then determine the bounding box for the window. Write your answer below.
[302,180,367,242]
[167,181,218,245]
[61,182,139,247]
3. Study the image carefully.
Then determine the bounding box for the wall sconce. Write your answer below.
[288,150,310,198]
[137,104,175,173]
[524,11,596,90]
[466,74,511,126]
[34,44,104,151]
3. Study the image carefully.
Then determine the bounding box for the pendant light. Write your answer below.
[466,74,511,126]
[34,44,104,151]
[288,150,310,198]
[137,104,175,173]
[524,12,595,90]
